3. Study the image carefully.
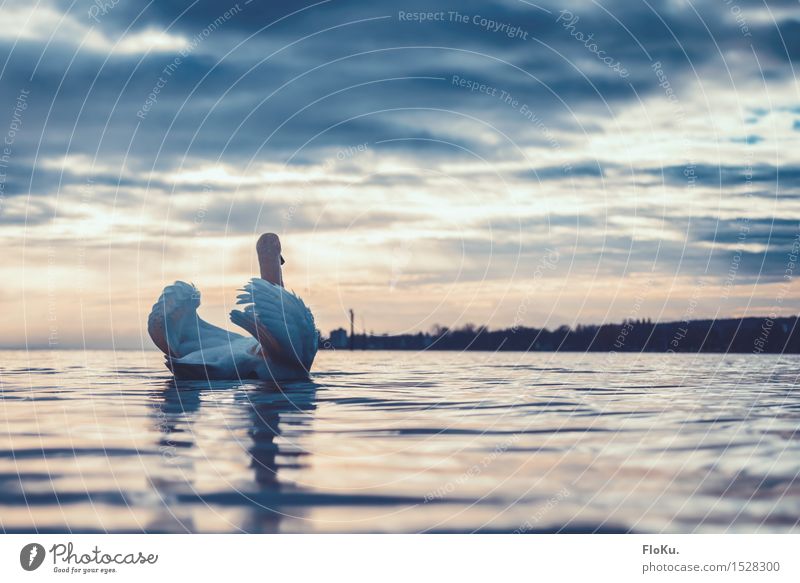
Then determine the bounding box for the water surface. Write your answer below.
[1,350,798,533]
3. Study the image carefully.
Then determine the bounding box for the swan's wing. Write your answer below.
[148,281,245,358]
[229,278,318,370]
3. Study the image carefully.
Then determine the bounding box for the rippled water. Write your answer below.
[1,350,798,533]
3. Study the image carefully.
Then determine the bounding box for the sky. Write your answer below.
[0,0,798,349]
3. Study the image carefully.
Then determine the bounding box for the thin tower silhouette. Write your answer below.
[349,309,355,351]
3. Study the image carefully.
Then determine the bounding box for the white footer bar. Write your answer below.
[1,534,797,582]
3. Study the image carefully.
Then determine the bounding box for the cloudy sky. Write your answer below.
[0,0,798,349]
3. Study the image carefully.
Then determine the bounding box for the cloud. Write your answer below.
[688,216,800,248]
[658,164,800,189]
[3,1,188,55]
[730,135,764,144]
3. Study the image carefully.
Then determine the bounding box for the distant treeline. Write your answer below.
[322,316,800,353]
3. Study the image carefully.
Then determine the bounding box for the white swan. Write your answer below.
[148,233,318,381]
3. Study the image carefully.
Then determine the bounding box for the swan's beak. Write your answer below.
[280,255,285,265]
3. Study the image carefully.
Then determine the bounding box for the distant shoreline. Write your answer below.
[321,316,800,354]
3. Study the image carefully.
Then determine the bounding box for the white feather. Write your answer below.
[229,278,318,371]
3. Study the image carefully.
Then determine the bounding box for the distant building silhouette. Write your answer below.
[328,327,348,349]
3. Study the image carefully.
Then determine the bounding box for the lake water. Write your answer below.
[1,350,798,533]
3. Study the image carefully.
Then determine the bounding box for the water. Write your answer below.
[1,350,798,533]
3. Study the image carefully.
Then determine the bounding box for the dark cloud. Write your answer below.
[514,162,606,181]
[650,164,800,189]
[688,216,800,248]
[730,135,764,144]
[0,0,793,179]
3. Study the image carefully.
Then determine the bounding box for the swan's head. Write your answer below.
[257,233,285,287]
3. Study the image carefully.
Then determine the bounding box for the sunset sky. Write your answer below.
[1,0,798,349]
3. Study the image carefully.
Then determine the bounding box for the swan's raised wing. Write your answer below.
[148,281,245,358]
[229,278,318,371]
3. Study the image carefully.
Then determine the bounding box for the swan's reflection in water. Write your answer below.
[147,378,317,533]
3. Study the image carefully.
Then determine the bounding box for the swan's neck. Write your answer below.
[259,252,283,287]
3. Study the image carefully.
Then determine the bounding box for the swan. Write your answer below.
[148,233,318,381]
